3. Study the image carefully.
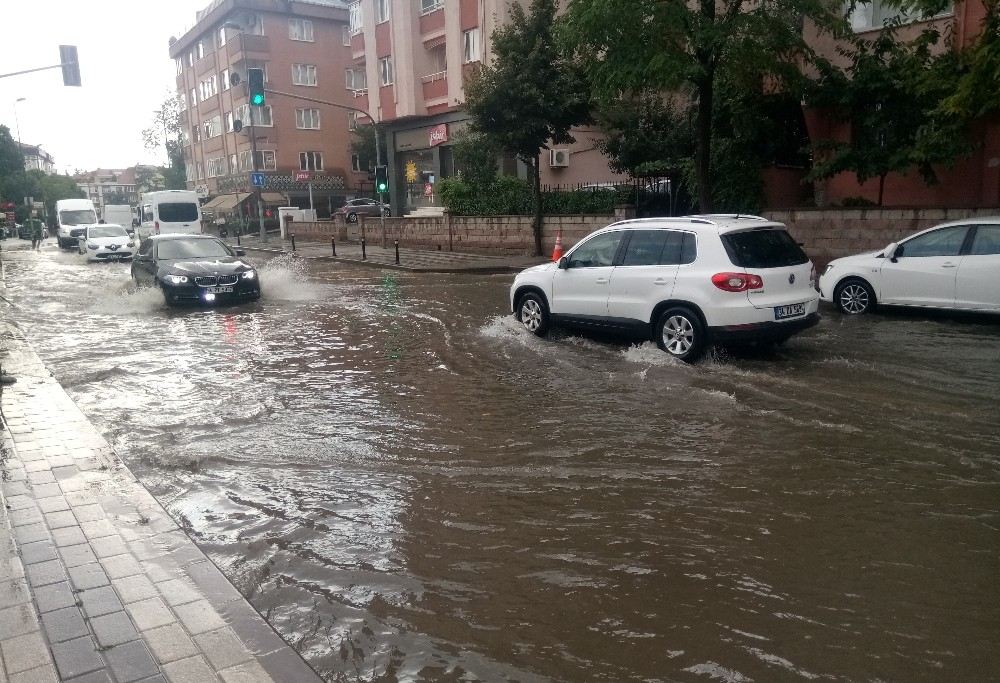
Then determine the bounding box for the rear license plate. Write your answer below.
[207,286,233,294]
[774,303,806,320]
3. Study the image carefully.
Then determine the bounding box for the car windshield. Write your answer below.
[158,202,199,222]
[721,229,808,268]
[156,238,233,260]
[89,226,128,238]
[60,209,97,226]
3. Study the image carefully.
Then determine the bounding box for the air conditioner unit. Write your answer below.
[549,149,570,168]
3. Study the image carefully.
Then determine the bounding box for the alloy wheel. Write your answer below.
[520,299,543,332]
[839,283,870,314]
[662,315,695,356]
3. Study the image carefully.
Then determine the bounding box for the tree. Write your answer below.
[142,94,186,191]
[135,166,167,193]
[563,0,837,212]
[350,124,385,173]
[464,0,591,256]
[452,132,501,189]
[806,23,971,205]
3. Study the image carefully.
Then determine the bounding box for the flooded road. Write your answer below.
[2,241,999,681]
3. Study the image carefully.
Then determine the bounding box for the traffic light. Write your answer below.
[247,68,265,107]
[59,45,81,87]
[375,166,388,194]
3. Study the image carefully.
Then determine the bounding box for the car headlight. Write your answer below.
[87,242,99,250]
[241,270,256,280]
[164,274,188,284]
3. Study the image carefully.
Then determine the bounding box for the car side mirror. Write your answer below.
[235,248,246,256]
[884,242,899,262]
[558,256,569,270]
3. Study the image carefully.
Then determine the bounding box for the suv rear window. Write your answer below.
[721,229,807,268]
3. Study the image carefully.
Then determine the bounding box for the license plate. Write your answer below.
[207,286,233,293]
[774,303,806,320]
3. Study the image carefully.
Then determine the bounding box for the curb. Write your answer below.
[236,245,525,274]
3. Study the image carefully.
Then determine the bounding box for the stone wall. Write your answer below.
[764,208,1000,266]
[281,211,626,255]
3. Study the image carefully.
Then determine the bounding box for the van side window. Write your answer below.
[142,205,154,223]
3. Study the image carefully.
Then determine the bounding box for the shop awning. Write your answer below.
[261,192,286,204]
[203,193,250,211]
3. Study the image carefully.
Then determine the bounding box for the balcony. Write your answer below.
[420,7,445,39]
[421,71,448,103]
[225,34,270,63]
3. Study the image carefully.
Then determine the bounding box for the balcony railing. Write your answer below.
[419,0,444,16]
[420,70,447,84]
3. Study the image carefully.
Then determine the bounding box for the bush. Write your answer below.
[440,176,632,216]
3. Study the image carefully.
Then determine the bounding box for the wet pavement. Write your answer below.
[1,239,999,681]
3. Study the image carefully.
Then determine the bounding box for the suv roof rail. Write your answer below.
[609,216,717,228]
[686,213,769,221]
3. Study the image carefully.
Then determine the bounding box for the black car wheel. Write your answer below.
[655,307,707,363]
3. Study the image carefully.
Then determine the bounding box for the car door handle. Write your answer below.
[941,263,957,268]
[653,278,669,285]
[595,278,609,285]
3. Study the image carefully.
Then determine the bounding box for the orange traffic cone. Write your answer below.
[551,230,564,262]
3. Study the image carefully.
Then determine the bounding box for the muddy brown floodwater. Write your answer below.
[3,242,999,681]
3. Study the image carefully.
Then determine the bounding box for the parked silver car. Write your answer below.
[333,198,391,223]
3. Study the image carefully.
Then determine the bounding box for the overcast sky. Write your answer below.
[1,0,208,173]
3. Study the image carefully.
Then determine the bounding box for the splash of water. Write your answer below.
[258,254,324,301]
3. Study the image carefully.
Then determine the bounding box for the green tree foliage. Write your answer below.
[939,0,1000,118]
[350,124,385,173]
[452,132,501,190]
[563,0,836,212]
[806,23,971,205]
[0,126,23,180]
[464,0,591,255]
[142,94,186,191]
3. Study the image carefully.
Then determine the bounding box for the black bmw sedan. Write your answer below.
[131,235,261,306]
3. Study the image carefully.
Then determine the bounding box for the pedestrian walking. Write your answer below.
[29,217,44,250]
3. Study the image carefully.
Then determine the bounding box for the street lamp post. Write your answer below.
[13,98,26,171]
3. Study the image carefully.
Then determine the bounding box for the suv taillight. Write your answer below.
[712,272,763,292]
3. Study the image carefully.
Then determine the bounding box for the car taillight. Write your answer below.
[712,272,763,292]
[154,220,160,234]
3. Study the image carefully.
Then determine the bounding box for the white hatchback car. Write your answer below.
[510,215,820,361]
[819,218,1000,315]
[77,224,135,262]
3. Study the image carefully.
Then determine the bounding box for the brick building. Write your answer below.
[74,168,139,211]
[346,0,624,216]
[169,0,366,218]
[803,0,1000,208]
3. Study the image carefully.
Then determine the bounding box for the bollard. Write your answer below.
[331,237,336,256]
[361,238,367,260]
[394,240,400,265]
[290,234,296,252]
[236,232,241,246]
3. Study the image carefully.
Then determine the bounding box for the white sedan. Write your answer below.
[819,218,1000,314]
[77,224,136,262]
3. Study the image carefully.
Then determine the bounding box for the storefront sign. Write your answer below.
[429,124,448,147]
[295,171,313,182]
[405,160,419,183]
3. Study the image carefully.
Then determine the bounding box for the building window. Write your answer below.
[206,157,227,178]
[351,154,362,172]
[229,154,238,174]
[186,164,195,181]
[199,76,217,101]
[348,112,359,131]
[196,41,205,59]
[203,115,222,139]
[379,57,394,86]
[187,51,194,67]
[192,125,201,142]
[375,0,390,23]
[178,92,187,112]
[349,2,362,34]
[221,69,230,90]
[190,88,197,108]
[420,0,443,14]
[292,63,318,86]
[295,108,321,129]
[345,68,367,90]
[217,26,227,47]
[846,0,952,29]
[236,104,273,127]
[175,58,183,75]
[239,150,277,171]
[196,161,204,180]
[463,28,480,64]
[343,25,351,46]
[225,111,234,133]
[289,18,314,41]
[248,14,264,35]
[299,151,324,171]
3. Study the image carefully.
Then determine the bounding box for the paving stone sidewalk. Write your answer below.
[0,327,322,682]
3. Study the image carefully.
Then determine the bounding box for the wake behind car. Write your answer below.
[819,217,1000,315]
[510,215,820,362]
[77,224,135,262]
[131,235,260,306]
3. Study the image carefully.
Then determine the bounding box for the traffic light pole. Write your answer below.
[263,88,385,240]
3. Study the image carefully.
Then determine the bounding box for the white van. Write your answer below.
[103,205,134,233]
[138,190,201,240]
[55,198,100,249]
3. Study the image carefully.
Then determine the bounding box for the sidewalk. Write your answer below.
[224,233,548,273]
[0,322,320,677]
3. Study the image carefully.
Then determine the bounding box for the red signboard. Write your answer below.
[294,171,313,182]
[429,124,448,147]
[5,211,15,223]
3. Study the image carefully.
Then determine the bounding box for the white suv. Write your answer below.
[510,215,820,361]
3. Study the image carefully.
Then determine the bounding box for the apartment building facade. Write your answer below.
[346,0,623,215]
[19,143,56,175]
[74,168,139,210]
[803,0,1000,207]
[169,0,368,217]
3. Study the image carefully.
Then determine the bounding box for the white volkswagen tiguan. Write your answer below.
[510,215,820,361]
